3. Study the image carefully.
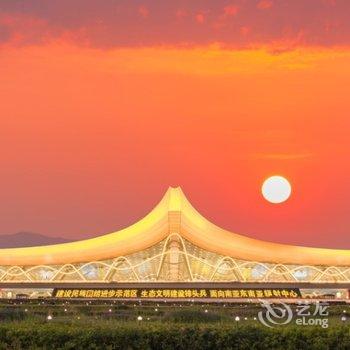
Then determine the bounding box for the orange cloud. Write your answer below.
[2,41,350,77]
[253,153,314,160]
[212,4,239,29]
[2,5,350,49]
[257,0,273,10]
[0,12,47,45]
[240,26,251,37]
[322,0,336,5]
[195,13,205,24]
[0,12,89,47]
[175,9,188,20]
[223,4,239,17]
[138,5,149,18]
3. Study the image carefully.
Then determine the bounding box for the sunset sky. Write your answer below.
[0,0,349,248]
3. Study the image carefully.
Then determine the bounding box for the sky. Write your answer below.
[0,0,349,248]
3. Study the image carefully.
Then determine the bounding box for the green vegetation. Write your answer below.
[0,320,350,349]
[0,301,349,349]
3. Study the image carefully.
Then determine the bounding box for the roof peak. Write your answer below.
[167,186,185,211]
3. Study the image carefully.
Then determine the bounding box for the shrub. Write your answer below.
[163,309,228,323]
[0,321,349,349]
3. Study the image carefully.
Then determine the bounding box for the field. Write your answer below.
[0,300,349,349]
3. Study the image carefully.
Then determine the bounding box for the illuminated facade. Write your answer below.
[1,187,350,284]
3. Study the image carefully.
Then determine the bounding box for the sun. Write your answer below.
[261,176,292,204]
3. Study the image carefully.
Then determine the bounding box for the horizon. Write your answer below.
[0,185,349,250]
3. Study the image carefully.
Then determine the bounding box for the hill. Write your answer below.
[0,232,70,249]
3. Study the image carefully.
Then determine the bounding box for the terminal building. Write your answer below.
[0,187,349,301]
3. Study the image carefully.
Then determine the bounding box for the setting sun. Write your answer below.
[262,176,292,204]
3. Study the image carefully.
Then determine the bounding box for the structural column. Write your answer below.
[168,211,182,281]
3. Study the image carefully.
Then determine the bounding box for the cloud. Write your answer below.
[138,5,149,19]
[175,9,188,20]
[7,43,347,78]
[195,13,205,24]
[0,12,88,47]
[240,26,251,36]
[212,4,239,29]
[266,29,307,54]
[2,1,350,48]
[223,5,239,17]
[322,0,336,6]
[252,153,314,160]
[0,12,47,45]
[257,0,273,10]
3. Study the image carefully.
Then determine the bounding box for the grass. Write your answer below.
[0,300,349,349]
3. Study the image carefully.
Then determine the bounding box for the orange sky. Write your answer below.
[0,2,349,248]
